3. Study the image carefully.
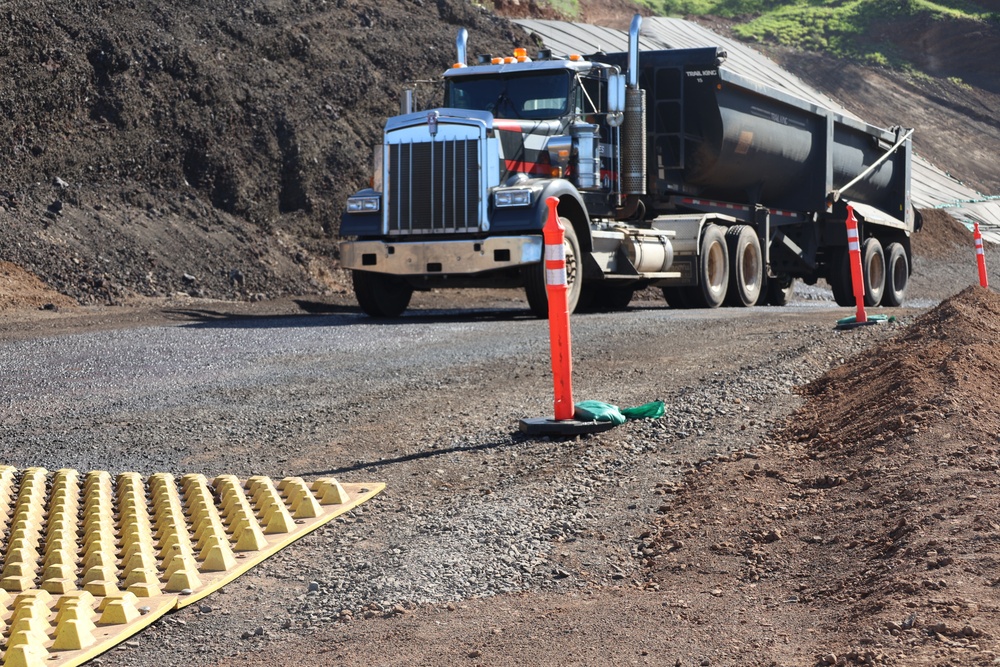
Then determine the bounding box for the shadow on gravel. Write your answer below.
[169,301,538,330]
[165,304,358,329]
[304,436,527,477]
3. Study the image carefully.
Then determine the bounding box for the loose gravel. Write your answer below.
[0,300,905,665]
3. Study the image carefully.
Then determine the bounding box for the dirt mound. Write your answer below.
[907,209,993,303]
[912,208,974,262]
[0,261,76,312]
[795,285,1000,449]
[644,286,1000,664]
[0,0,524,303]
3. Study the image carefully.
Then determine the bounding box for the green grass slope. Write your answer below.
[506,0,999,91]
[639,0,998,71]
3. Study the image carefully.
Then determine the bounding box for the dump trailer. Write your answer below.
[339,15,918,317]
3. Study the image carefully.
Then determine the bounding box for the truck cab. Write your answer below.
[340,45,648,317]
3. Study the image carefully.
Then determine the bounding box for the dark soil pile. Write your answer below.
[0,0,524,303]
[645,286,1000,665]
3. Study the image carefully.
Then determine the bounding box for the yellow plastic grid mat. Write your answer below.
[0,466,383,667]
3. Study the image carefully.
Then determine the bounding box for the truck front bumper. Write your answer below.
[339,236,543,275]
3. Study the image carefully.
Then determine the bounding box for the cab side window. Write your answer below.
[579,76,604,117]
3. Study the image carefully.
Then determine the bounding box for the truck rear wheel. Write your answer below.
[579,285,634,312]
[690,223,729,308]
[352,270,413,318]
[724,225,762,307]
[861,237,886,307]
[764,274,794,306]
[883,242,908,307]
[524,217,582,318]
[828,247,854,307]
[661,286,692,309]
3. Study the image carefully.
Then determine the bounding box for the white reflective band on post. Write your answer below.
[977,248,985,256]
[846,229,859,240]
[545,244,566,261]
[546,268,567,286]
[849,241,860,252]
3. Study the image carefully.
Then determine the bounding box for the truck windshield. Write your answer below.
[446,71,571,120]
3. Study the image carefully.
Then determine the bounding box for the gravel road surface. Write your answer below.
[0,297,905,665]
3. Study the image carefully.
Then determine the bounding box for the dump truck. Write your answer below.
[339,15,918,317]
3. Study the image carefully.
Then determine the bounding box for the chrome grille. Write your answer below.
[387,139,480,234]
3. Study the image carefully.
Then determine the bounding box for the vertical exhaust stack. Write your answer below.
[456,28,468,67]
[627,14,642,89]
[622,14,646,198]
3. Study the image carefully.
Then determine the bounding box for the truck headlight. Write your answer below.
[494,188,532,208]
[346,196,381,213]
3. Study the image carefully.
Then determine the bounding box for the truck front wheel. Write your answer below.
[525,218,582,318]
[352,270,413,318]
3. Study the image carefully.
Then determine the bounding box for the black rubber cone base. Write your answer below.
[835,319,881,330]
[835,314,891,330]
[519,417,617,436]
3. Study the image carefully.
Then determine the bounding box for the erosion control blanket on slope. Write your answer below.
[573,400,665,425]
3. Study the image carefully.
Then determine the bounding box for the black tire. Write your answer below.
[579,285,634,312]
[724,225,763,307]
[352,270,413,318]
[828,247,854,307]
[861,237,885,307]
[883,242,908,307]
[764,274,795,306]
[690,223,729,308]
[524,217,582,318]
[661,286,692,309]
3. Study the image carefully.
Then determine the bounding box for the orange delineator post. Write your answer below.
[974,222,989,288]
[846,205,868,324]
[543,196,574,421]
